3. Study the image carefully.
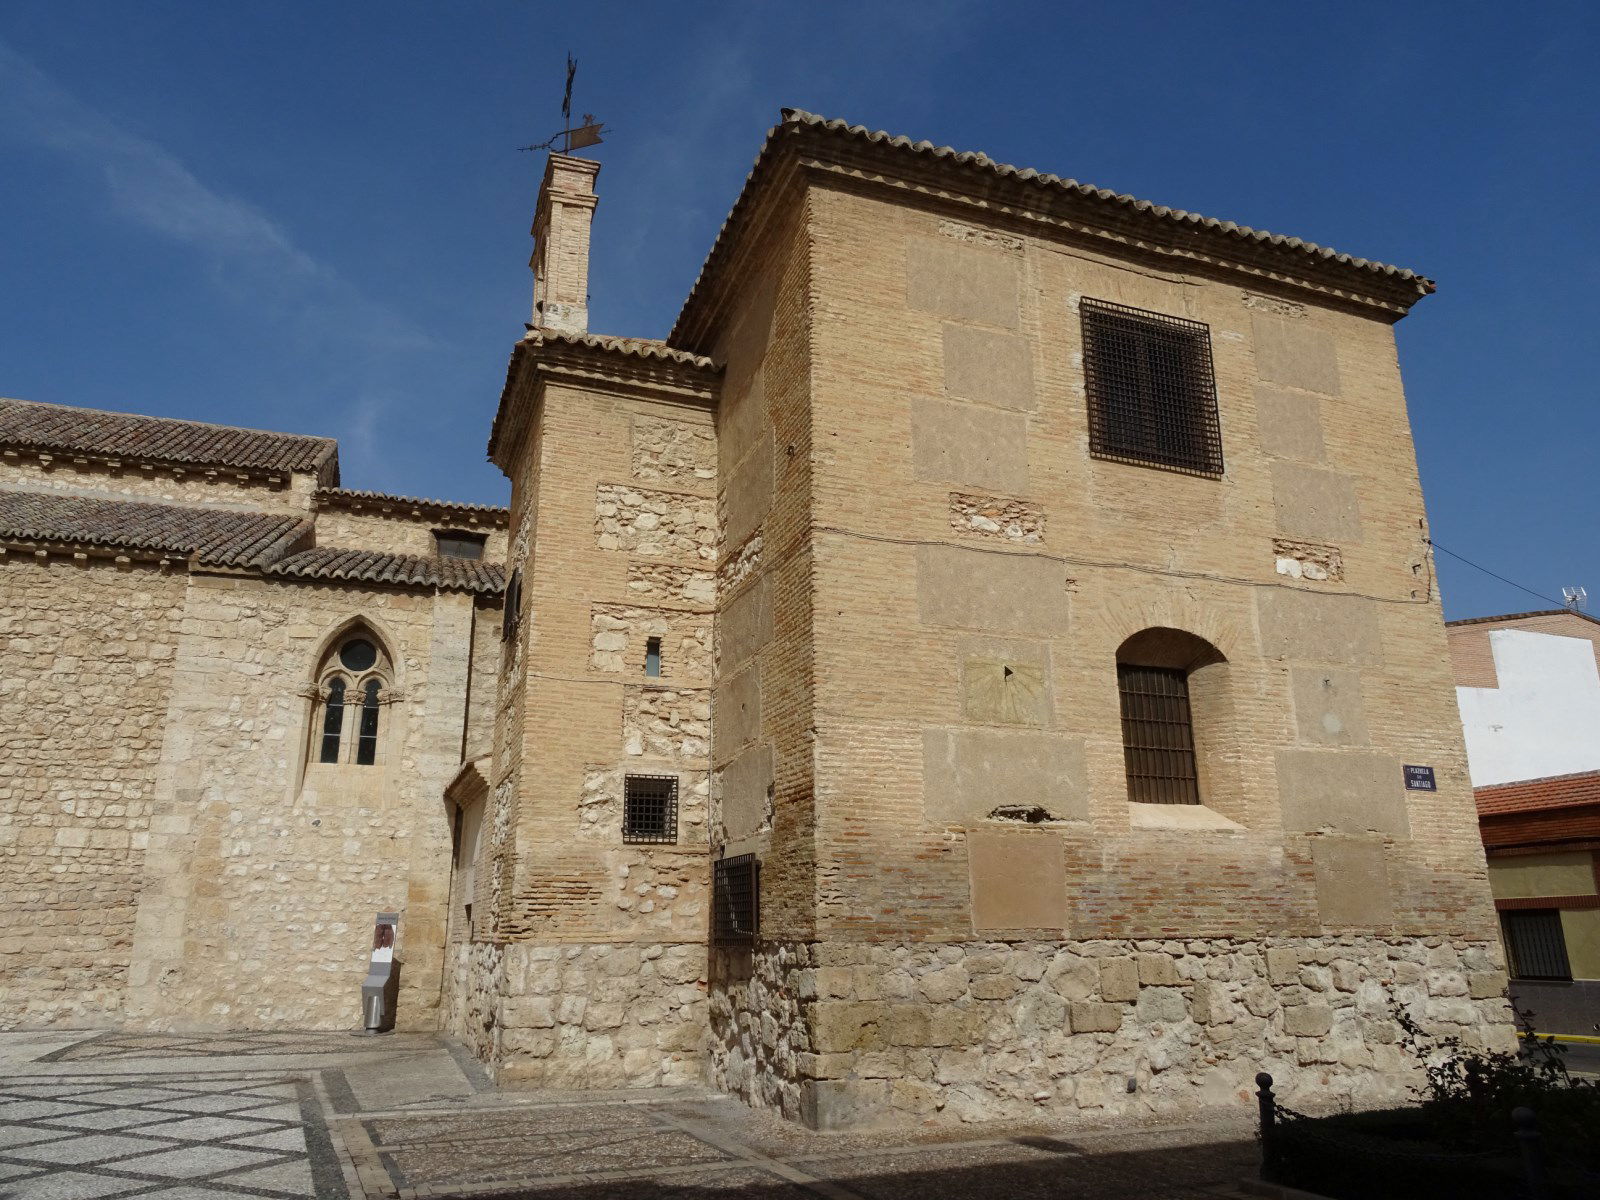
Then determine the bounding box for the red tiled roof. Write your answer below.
[314,487,508,526]
[267,547,504,595]
[0,397,338,483]
[1447,609,1600,630]
[0,490,310,567]
[1476,771,1600,817]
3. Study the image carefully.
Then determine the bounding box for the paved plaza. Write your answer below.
[0,1030,1262,1199]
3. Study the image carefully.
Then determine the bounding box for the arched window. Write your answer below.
[311,629,393,767]
[1115,628,1228,806]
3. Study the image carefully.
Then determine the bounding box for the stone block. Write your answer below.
[960,637,1051,727]
[1257,590,1382,665]
[906,237,1020,327]
[1266,948,1301,984]
[942,324,1035,410]
[1069,1002,1124,1033]
[1273,463,1362,544]
[718,577,770,673]
[723,433,774,550]
[911,397,1029,493]
[1253,314,1341,395]
[1136,953,1180,986]
[1100,958,1139,1003]
[801,1079,891,1132]
[1277,750,1408,836]
[1134,986,1188,1024]
[971,974,1018,1001]
[1291,667,1369,747]
[1468,972,1508,1000]
[715,742,773,840]
[885,1004,932,1047]
[916,544,1070,635]
[1255,384,1326,462]
[1312,836,1395,927]
[713,666,761,756]
[966,828,1067,932]
[812,1002,886,1053]
[1283,1005,1334,1037]
[923,728,1087,825]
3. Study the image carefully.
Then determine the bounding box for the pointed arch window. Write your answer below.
[311,629,393,767]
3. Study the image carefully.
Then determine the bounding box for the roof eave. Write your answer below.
[669,110,1435,353]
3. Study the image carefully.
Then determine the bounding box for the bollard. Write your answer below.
[1513,1106,1547,1200]
[1256,1072,1278,1182]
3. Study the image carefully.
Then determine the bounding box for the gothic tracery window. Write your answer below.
[312,630,393,767]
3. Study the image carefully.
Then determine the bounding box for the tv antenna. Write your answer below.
[1562,585,1588,612]
[519,53,606,154]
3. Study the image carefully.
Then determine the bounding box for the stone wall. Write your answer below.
[786,936,1511,1128]
[0,555,184,1028]
[121,575,485,1031]
[0,454,316,516]
[313,507,509,561]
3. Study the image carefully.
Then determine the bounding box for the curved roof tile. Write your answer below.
[0,397,338,482]
[0,491,309,566]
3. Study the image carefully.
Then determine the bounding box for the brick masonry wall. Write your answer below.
[0,555,185,1028]
[459,348,719,1085]
[1448,613,1600,691]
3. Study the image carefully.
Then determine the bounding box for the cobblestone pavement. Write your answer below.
[0,1031,1261,1199]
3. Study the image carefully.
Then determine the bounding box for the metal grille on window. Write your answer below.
[1501,909,1572,980]
[713,855,759,945]
[623,774,678,844]
[1080,298,1223,476]
[1117,664,1200,805]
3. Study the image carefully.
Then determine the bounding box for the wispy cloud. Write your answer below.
[0,37,425,355]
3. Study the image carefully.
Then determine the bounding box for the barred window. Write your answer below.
[1501,909,1572,981]
[1080,298,1223,476]
[713,855,759,945]
[623,774,678,844]
[1117,663,1200,805]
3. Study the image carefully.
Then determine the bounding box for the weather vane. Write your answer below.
[519,53,606,154]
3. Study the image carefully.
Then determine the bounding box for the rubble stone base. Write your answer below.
[712,935,1516,1130]
[446,940,708,1088]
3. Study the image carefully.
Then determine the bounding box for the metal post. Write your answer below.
[1256,1072,1278,1182]
[1513,1106,1547,1200]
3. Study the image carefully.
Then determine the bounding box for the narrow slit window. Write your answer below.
[356,678,381,765]
[644,636,662,678]
[319,677,346,764]
[1117,663,1200,805]
[623,774,678,843]
[1081,298,1223,476]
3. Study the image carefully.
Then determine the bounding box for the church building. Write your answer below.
[2,110,1513,1130]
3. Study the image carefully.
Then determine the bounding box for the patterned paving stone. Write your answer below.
[132,1114,285,1142]
[107,1143,281,1179]
[0,1122,74,1149]
[9,1132,169,1165]
[0,1099,91,1121]
[219,1157,316,1193]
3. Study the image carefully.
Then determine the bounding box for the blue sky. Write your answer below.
[1,2,1594,620]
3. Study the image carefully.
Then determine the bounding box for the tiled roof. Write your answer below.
[1447,609,1600,630]
[0,491,309,566]
[315,487,509,526]
[671,109,1434,346]
[0,397,339,483]
[1476,771,1600,817]
[520,328,717,370]
[267,547,504,595]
